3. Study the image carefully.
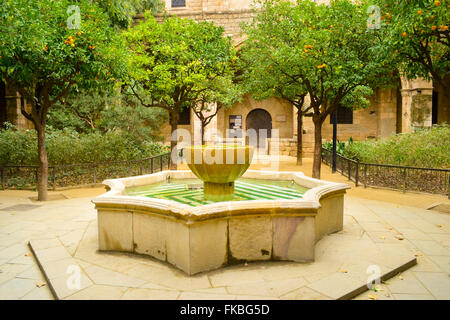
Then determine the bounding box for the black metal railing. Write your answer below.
[322,148,450,196]
[0,152,171,190]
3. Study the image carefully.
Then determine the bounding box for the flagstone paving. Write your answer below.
[0,170,449,300]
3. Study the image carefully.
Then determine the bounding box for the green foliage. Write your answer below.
[0,123,37,166]
[124,14,237,120]
[322,140,347,155]
[48,87,116,133]
[0,0,127,97]
[373,0,450,86]
[324,125,450,168]
[94,0,163,29]
[241,0,396,119]
[0,124,168,166]
[97,94,168,143]
[48,88,168,142]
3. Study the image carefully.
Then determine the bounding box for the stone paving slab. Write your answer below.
[28,239,92,300]
[1,190,449,300]
[0,204,41,212]
[30,213,417,300]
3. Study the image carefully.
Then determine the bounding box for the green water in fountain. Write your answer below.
[125,178,309,207]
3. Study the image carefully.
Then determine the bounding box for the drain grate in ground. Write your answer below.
[0,204,41,211]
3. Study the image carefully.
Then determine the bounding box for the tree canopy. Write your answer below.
[242,0,395,177]
[373,0,449,95]
[124,13,237,166]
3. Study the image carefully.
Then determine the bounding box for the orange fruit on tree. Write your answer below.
[402,32,407,37]
[435,1,440,6]
[432,25,437,30]
[417,10,422,14]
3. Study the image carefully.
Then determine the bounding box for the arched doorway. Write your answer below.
[246,108,272,150]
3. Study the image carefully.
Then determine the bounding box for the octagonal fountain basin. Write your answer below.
[184,144,254,202]
[92,170,350,275]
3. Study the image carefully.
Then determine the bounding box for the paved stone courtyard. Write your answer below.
[0,161,449,300]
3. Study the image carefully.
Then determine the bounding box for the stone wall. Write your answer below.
[138,7,255,44]
[435,75,450,125]
[1,85,33,130]
[220,94,294,139]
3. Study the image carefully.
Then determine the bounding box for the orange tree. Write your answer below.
[374,0,449,97]
[124,14,236,168]
[242,0,394,178]
[239,30,310,166]
[0,0,127,200]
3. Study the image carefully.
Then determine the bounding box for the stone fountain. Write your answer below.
[92,144,349,275]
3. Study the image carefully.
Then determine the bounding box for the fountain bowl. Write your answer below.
[184,144,254,201]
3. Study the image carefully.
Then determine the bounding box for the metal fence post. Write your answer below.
[355,161,359,187]
[93,164,97,185]
[151,157,154,173]
[52,167,56,191]
[1,167,5,190]
[139,163,143,176]
[160,155,163,172]
[364,164,367,188]
[403,168,407,193]
[348,160,351,181]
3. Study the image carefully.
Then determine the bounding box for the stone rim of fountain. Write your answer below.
[93,170,349,223]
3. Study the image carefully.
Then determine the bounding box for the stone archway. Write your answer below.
[246,108,272,150]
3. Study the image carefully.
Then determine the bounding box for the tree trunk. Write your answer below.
[312,116,323,179]
[201,122,206,145]
[36,124,48,201]
[170,110,179,170]
[296,111,303,165]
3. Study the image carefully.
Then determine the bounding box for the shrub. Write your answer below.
[0,124,168,166]
[323,125,450,168]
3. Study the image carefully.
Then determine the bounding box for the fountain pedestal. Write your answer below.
[203,181,234,201]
